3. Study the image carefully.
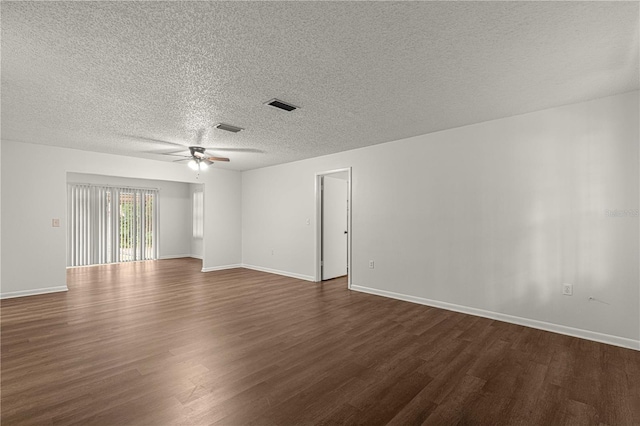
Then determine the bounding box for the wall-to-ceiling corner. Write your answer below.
[0,141,242,298]
[240,91,640,350]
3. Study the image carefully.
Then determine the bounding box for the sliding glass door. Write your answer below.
[117,190,157,262]
[67,184,158,267]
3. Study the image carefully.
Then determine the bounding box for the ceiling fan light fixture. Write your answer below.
[199,161,209,171]
[188,159,199,170]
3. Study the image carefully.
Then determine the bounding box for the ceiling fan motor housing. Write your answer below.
[189,146,206,158]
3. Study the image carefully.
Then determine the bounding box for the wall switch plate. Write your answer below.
[562,283,573,296]
[52,219,60,227]
[369,260,374,269]
[306,218,310,225]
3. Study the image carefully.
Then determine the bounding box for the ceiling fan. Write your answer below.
[125,127,262,170]
[156,128,230,170]
[180,146,229,171]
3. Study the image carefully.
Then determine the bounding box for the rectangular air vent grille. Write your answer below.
[266,99,298,112]
[214,123,244,133]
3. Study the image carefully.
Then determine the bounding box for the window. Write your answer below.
[67,184,159,266]
[193,190,204,239]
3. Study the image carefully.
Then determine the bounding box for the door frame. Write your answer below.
[314,167,352,288]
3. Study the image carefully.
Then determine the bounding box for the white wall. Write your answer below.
[190,183,204,259]
[242,91,640,348]
[67,173,193,260]
[0,145,2,292]
[203,167,242,271]
[0,142,242,296]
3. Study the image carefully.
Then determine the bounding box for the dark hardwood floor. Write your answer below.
[1,258,639,425]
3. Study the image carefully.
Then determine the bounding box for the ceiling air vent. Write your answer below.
[265,99,298,112]
[214,123,244,133]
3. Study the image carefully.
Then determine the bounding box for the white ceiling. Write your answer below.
[2,1,638,171]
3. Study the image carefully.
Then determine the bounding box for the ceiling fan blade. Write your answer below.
[172,158,190,163]
[122,134,187,148]
[156,148,190,155]
[142,149,189,156]
[206,156,230,162]
[207,147,265,153]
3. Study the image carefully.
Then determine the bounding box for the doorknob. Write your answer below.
[344,231,348,234]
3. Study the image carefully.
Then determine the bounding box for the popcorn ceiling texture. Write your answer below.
[1,2,638,171]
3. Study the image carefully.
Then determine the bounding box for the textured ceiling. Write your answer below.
[1,1,638,171]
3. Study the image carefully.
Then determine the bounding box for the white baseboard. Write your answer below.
[241,264,315,282]
[1,285,69,300]
[351,285,640,351]
[159,254,201,260]
[201,264,242,272]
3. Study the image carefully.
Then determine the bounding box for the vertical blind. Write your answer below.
[67,184,159,267]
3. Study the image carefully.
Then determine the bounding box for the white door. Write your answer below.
[322,176,348,280]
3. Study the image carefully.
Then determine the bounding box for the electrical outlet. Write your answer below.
[369,260,374,269]
[52,218,60,227]
[271,249,274,256]
[562,283,573,296]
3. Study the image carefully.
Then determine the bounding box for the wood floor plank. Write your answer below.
[2,258,639,425]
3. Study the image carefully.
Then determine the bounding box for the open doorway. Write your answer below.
[315,168,352,288]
